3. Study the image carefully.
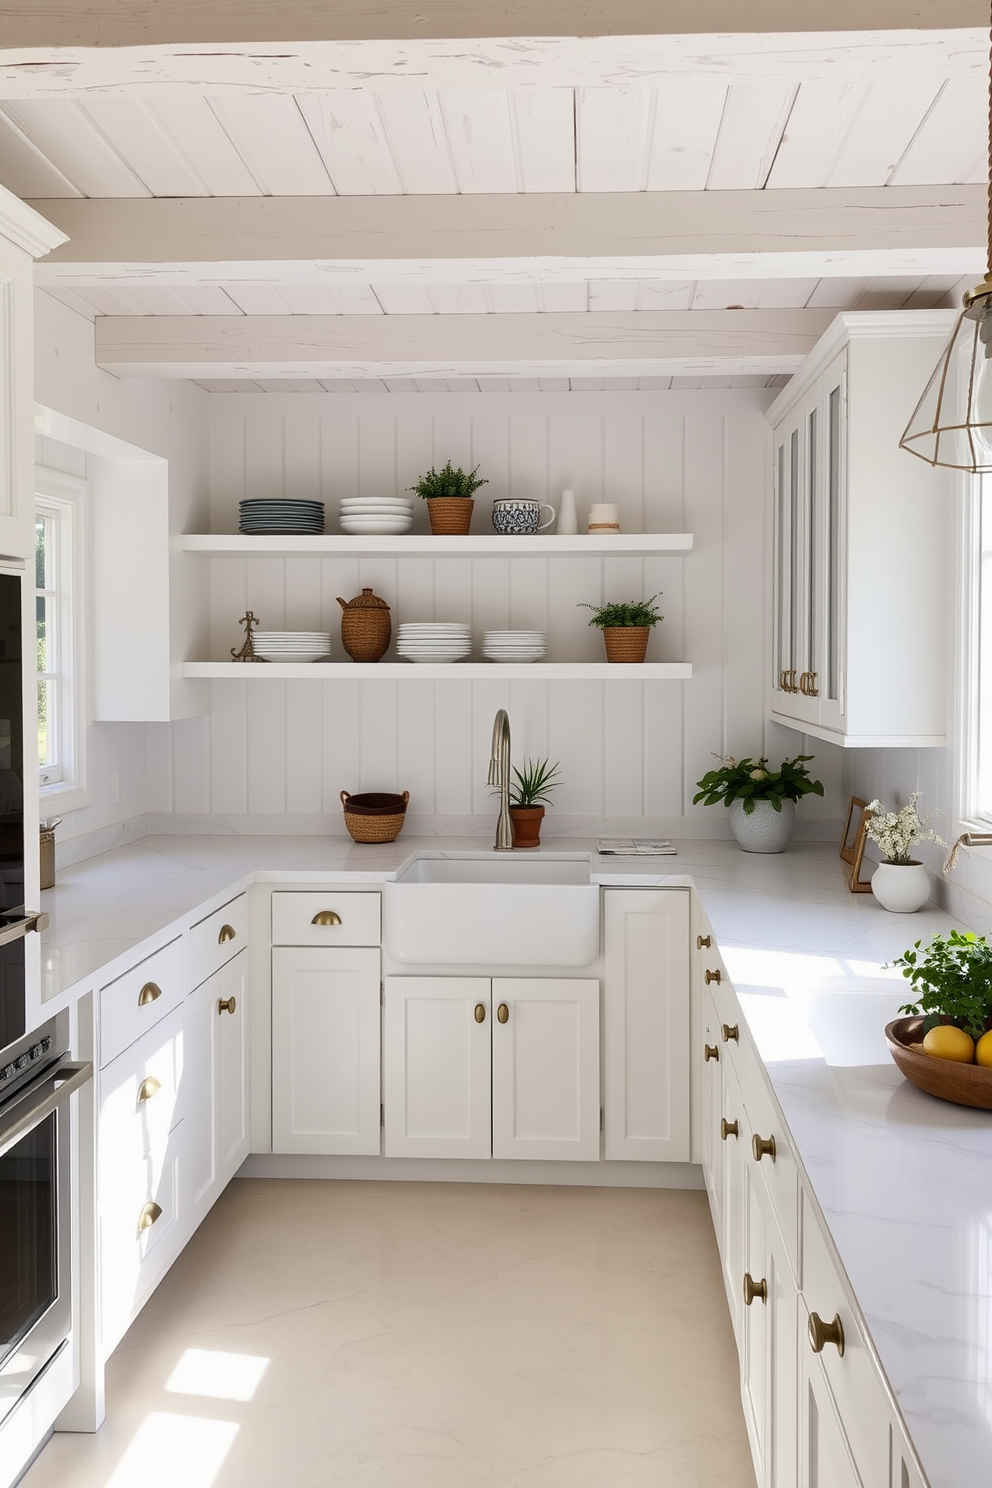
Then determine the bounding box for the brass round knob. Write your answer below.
[474,1003,487,1023]
[704,1044,720,1063]
[808,1312,845,1357]
[704,968,722,985]
[743,1273,767,1306]
[720,1117,739,1141]
[311,910,342,927]
[218,996,236,1015]
[497,1003,509,1024]
[752,1133,776,1162]
[218,923,237,944]
[696,934,711,949]
[721,1023,739,1043]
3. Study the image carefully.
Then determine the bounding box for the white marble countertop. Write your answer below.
[38,832,990,1488]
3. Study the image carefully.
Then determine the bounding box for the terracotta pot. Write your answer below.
[509,804,545,848]
[427,497,474,535]
[602,626,650,663]
[337,588,391,662]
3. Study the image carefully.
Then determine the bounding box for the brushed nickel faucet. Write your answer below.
[487,708,513,850]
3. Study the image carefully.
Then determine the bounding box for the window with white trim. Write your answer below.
[35,470,85,799]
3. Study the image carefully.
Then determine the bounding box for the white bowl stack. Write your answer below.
[252,631,332,663]
[339,497,413,535]
[482,630,547,663]
[396,622,472,663]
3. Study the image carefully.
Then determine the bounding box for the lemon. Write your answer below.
[922,1025,975,1063]
[975,1030,992,1068]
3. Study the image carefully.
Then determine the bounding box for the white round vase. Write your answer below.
[729,798,796,854]
[870,861,931,913]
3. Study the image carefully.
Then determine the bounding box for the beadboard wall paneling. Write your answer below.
[146,387,839,831]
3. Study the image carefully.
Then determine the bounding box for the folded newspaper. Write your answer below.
[596,839,676,856]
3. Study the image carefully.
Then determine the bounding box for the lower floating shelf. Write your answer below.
[183,661,693,681]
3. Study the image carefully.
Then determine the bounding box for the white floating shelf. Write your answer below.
[182,533,693,558]
[183,661,693,681]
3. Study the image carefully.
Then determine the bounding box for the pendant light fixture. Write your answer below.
[900,10,992,471]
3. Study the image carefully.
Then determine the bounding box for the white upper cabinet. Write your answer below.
[767,311,956,748]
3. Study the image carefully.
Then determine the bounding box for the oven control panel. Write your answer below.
[0,1033,55,1093]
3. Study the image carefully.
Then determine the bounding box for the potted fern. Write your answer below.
[408,460,488,535]
[508,757,561,848]
[578,594,663,663]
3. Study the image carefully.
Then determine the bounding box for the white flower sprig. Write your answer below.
[865,791,947,865]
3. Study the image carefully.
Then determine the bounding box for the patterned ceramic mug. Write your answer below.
[492,499,557,535]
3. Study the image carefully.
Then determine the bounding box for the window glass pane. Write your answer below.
[977,477,992,820]
[36,595,47,675]
[35,516,45,590]
[37,679,52,769]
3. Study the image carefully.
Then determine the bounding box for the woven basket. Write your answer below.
[602,626,650,663]
[427,497,474,535]
[341,790,409,843]
[337,588,392,662]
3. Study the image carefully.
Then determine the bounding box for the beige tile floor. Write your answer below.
[24,1180,755,1488]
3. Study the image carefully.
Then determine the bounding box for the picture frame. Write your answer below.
[840,797,873,893]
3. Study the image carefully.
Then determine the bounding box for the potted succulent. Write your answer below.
[692,753,824,854]
[408,460,488,535]
[864,792,946,913]
[508,757,561,848]
[578,594,663,663]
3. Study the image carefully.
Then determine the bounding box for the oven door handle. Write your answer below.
[0,1059,93,1158]
[0,911,50,949]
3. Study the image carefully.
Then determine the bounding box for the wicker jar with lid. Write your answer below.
[337,588,391,662]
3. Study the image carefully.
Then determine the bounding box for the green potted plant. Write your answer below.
[578,594,663,663]
[508,757,561,848]
[891,930,992,1044]
[692,753,824,853]
[408,460,488,535]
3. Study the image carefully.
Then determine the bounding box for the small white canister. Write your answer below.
[588,502,620,532]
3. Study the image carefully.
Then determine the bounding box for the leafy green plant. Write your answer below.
[509,757,562,808]
[578,594,663,628]
[692,754,824,815]
[890,930,992,1040]
[407,461,488,500]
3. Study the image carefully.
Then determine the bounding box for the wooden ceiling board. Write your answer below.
[426,284,492,314]
[509,89,575,193]
[765,80,870,189]
[371,284,436,314]
[849,274,929,308]
[40,285,97,319]
[588,281,640,312]
[221,283,295,315]
[210,96,335,195]
[487,284,544,313]
[537,283,589,312]
[575,87,654,192]
[277,283,384,314]
[373,94,457,194]
[645,79,726,191]
[295,94,403,196]
[78,98,211,197]
[438,93,519,193]
[899,275,962,307]
[632,281,694,310]
[813,78,943,186]
[0,99,150,197]
[145,98,264,195]
[0,108,82,197]
[705,84,798,189]
[889,74,988,184]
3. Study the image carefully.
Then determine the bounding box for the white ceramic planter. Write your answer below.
[870,860,931,913]
[729,798,796,854]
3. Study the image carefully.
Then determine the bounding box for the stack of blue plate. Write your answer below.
[239,498,325,535]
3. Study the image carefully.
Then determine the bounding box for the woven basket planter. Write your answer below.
[602,626,650,663]
[341,790,410,843]
[337,588,391,662]
[427,497,474,535]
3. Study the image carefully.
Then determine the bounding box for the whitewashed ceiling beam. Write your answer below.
[0,26,985,97]
[93,306,837,377]
[29,188,985,280]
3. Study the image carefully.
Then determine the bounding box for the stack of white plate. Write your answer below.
[239,499,324,534]
[339,497,414,536]
[482,630,547,663]
[396,622,472,664]
[252,631,332,663]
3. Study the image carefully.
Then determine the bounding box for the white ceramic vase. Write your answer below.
[557,489,578,535]
[870,860,931,913]
[729,798,796,854]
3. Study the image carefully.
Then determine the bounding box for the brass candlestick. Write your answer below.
[231,611,270,662]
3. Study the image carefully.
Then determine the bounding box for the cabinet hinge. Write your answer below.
[380,1103,384,1127]
[600,1107,604,1132]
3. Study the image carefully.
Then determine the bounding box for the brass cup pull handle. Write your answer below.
[138,1201,163,1233]
[311,910,342,927]
[704,1044,720,1063]
[799,670,810,695]
[218,924,237,944]
[137,1076,161,1105]
[474,1003,487,1023]
[218,997,237,1016]
[704,968,722,985]
[808,1312,845,1357]
[743,1273,767,1306]
[720,1118,739,1141]
[788,668,799,692]
[801,671,819,697]
[722,1023,739,1043]
[496,1003,509,1024]
[752,1133,777,1163]
[696,934,711,949]
[138,982,163,1007]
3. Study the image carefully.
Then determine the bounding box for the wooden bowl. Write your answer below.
[885,1016,992,1111]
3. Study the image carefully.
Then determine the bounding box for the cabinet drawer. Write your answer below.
[272,890,380,947]
[187,892,248,990]
[98,1142,182,1354]
[743,1052,800,1275]
[99,1005,184,1168]
[100,938,184,1067]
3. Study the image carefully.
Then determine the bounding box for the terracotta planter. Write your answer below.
[603,626,650,663]
[427,497,474,535]
[509,804,545,848]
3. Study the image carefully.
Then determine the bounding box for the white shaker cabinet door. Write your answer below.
[603,888,690,1161]
[185,949,250,1226]
[383,976,492,1159]
[272,946,381,1155]
[491,978,600,1161]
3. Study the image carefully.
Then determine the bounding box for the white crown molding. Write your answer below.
[0,185,67,259]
